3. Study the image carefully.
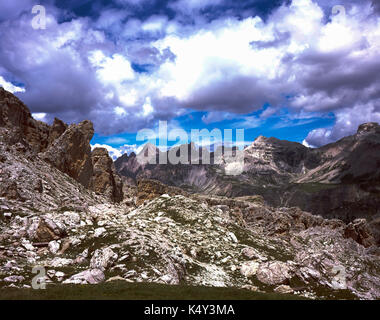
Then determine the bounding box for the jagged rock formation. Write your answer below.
[0,88,123,202]
[91,148,123,203]
[115,123,380,240]
[0,87,50,152]
[42,120,95,189]
[1,87,380,300]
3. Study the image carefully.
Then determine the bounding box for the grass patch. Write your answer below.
[0,281,302,300]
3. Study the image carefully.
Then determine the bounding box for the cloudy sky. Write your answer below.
[0,0,380,158]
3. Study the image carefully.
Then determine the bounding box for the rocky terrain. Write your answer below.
[1,87,380,300]
[115,122,380,239]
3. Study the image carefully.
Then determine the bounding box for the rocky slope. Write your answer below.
[0,88,123,202]
[115,123,380,234]
[1,176,380,299]
[1,87,380,300]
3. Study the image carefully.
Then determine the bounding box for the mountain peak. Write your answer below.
[357,122,380,135]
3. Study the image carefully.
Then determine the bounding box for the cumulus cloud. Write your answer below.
[0,76,25,93]
[0,0,379,146]
[305,102,380,147]
[91,143,140,160]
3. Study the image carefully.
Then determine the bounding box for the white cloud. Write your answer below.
[91,142,144,160]
[32,113,47,121]
[0,76,25,93]
[170,0,224,12]
[305,101,380,146]
[302,139,315,148]
[1,0,380,143]
[89,51,135,83]
[91,143,124,160]
[104,136,129,144]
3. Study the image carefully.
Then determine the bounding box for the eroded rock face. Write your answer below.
[42,120,94,189]
[136,179,188,205]
[344,219,376,248]
[0,88,50,152]
[91,148,123,203]
[48,118,67,146]
[0,89,123,202]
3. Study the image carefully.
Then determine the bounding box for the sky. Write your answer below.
[0,0,379,159]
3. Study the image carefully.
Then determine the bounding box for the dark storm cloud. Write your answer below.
[0,0,35,21]
[182,76,287,114]
[1,0,380,144]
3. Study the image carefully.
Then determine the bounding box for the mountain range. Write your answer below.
[1,87,380,300]
[115,122,380,227]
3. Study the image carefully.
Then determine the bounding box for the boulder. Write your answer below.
[240,261,260,277]
[28,218,66,243]
[63,269,105,285]
[256,261,292,286]
[90,247,118,271]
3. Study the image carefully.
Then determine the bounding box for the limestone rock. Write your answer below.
[256,261,292,286]
[63,269,105,285]
[29,218,66,243]
[91,148,123,202]
[90,247,118,271]
[0,87,49,152]
[344,219,376,248]
[42,120,94,188]
[136,179,188,205]
[48,118,67,145]
[274,285,294,294]
[240,261,260,278]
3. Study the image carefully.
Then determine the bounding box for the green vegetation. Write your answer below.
[294,183,337,194]
[0,281,302,300]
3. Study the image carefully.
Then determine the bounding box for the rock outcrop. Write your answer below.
[0,87,50,152]
[136,179,187,205]
[0,88,123,202]
[91,148,123,203]
[42,120,94,189]
[1,191,380,299]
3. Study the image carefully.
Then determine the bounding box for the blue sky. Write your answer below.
[92,108,336,151]
[0,0,379,159]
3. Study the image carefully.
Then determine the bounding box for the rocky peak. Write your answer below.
[48,118,67,145]
[0,88,123,202]
[91,148,123,203]
[357,122,380,135]
[0,87,31,128]
[0,88,50,152]
[42,120,95,189]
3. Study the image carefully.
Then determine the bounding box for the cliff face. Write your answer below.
[42,120,95,189]
[91,148,123,203]
[0,87,50,152]
[0,88,123,202]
